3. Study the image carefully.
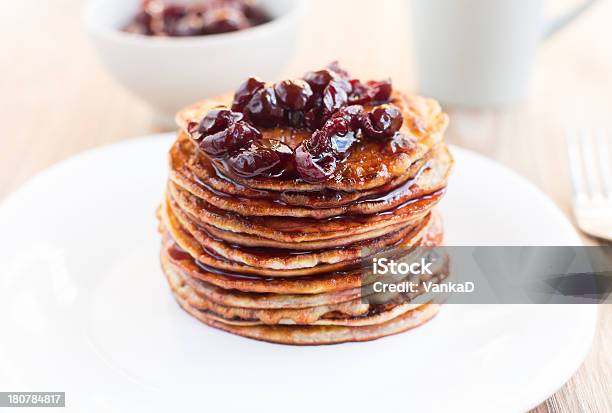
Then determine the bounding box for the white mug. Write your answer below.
[410,0,597,107]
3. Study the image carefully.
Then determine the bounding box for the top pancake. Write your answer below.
[170,131,434,208]
[175,91,449,192]
[169,140,453,219]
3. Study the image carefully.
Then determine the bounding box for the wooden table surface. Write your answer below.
[1,0,610,411]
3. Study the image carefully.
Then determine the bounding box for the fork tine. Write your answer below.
[579,130,602,198]
[565,130,587,200]
[595,130,611,198]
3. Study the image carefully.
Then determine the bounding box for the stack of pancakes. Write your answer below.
[159,91,453,345]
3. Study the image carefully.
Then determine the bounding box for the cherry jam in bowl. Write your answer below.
[84,0,305,126]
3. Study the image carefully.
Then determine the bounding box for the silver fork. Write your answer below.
[565,130,612,241]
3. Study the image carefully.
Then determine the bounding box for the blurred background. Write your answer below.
[0,1,610,410]
[0,0,611,211]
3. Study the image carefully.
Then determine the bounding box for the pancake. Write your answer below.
[162,245,447,329]
[165,236,448,305]
[169,140,453,219]
[166,261,447,325]
[200,220,411,250]
[166,263,373,324]
[174,268,429,327]
[159,211,444,295]
[192,302,430,327]
[168,181,443,244]
[181,271,363,309]
[175,91,449,192]
[162,243,363,294]
[173,294,440,345]
[168,196,423,270]
[161,197,434,277]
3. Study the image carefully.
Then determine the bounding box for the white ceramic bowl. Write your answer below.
[84,0,305,125]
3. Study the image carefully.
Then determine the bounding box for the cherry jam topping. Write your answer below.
[189,63,406,182]
[123,0,271,37]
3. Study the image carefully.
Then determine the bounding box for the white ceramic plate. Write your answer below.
[0,135,596,413]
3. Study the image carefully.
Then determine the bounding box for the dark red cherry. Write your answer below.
[232,77,265,112]
[349,79,392,104]
[162,4,187,24]
[328,105,364,129]
[245,87,284,128]
[168,23,201,37]
[322,116,350,137]
[294,143,336,182]
[260,139,295,176]
[322,79,350,118]
[326,61,351,79]
[319,106,362,155]
[134,10,152,27]
[123,1,270,38]
[362,104,403,139]
[124,11,153,35]
[303,69,335,94]
[199,121,261,156]
[302,106,363,157]
[202,6,249,34]
[306,129,331,156]
[367,79,392,102]
[274,80,313,110]
[304,106,324,130]
[285,110,306,128]
[227,141,282,178]
[243,3,271,25]
[167,13,206,36]
[371,104,403,131]
[196,108,243,137]
[322,118,355,154]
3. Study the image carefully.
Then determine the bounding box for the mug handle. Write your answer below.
[543,0,598,38]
